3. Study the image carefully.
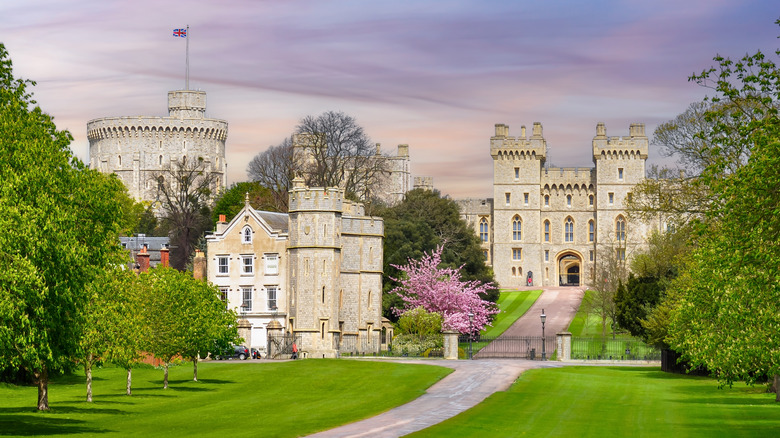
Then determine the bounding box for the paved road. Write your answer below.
[306,359,562,438]
[307,287,586,438]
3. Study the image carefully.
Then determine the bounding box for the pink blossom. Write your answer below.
[390,245,498,334]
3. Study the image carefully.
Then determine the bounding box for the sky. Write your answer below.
[1,0,778,198]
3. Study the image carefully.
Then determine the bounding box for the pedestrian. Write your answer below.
[292,342,298,360]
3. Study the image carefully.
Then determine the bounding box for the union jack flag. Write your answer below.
[173,28,187,37]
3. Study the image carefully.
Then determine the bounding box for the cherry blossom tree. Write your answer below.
[391,246,498,334]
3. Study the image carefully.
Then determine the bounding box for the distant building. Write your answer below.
[120,235,170,270]
[458,122,660,289]
[206,179,384,358]
[87,90,227,206]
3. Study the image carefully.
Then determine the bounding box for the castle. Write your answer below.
[206,178,385,358]
[87,90,228,205]
[458,122,659,289]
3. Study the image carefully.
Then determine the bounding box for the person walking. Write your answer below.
[292,342,298,360]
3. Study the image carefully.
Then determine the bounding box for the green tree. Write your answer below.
[212,181,278,223]
[377,189,498,321]
[0,43,129,410]
[666,29,780,399]
[103,271,145,396]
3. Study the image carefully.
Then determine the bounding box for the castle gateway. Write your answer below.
[459,122,657,289]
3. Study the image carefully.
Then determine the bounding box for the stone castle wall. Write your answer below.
[87,90,227,204]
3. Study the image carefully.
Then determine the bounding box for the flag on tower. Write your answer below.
[173,28,187,37]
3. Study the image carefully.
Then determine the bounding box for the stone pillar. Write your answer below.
[556,331,572,361]
[238,319,252,348]
[443,330,459,360]
[192,249,206,280]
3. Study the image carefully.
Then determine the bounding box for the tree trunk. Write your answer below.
[775,374,780,402]
[35,367,49,411]
[126,368,132,396]
[86,355,93,402]
[163,363,169,389]
[193,356,198,382]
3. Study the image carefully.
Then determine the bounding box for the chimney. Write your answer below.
[137,245,150,273]
[216,214,228,233]
[160,244,170,268]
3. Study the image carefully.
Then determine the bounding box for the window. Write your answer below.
[514,167,519,179]
[218,256,229,274]
[544,250,549,262]
[524,193,529,205]
[608,192,614,205]
[617,248,626,261]
[118,155,122,167]
[242,287,253,312]
[505,193,511,205]
[241,255,254,275]
[267,286,278,310]
[512,248,522,261]
[589,194,594,206]
[219,287,228,307]
[616,216,626,242]
[483,250,489,261]
[479,218,488,242]
[544,194,549,207]
[588,220,595,243]
[265,254,279,275]
[242,226,252,244]
[512,216,522,241]
[618,167,624,180]
[544,220,550,242]
[589,250,594,262]
[564,217,574,242]
[566,194,572,207]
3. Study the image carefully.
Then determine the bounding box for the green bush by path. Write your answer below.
[411,366,780,437]
[481,290,542,338]
[0,360,450,437]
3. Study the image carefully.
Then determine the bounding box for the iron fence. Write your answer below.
[459,335,549,360]
[570,336,660,361]
[267,333,302,359]
[335,334,381,356]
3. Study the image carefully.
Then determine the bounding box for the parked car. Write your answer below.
[215,345,250,360]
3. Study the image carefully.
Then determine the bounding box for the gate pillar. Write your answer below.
[556,331,572,361]
[443,330,459,360]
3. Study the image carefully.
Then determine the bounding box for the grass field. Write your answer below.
[411,366,780,437]
[0,360,450,437]
[481,289,542,338]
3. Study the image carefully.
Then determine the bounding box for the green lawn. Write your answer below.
[567,289,601,336]
[481,289,542,338]
[411,366,780,437]
[0,360,450,437]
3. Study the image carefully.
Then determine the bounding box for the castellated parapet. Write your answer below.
[87,90,228,204]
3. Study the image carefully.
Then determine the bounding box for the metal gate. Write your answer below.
[459,335,551,360]
[267,333,302,359]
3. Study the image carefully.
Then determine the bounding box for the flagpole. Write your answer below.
[185,25,190,90]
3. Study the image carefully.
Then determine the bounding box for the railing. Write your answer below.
[459,335,549,360]
[267,333,302,359]
[570,336,660,361]
[335,334,380,356]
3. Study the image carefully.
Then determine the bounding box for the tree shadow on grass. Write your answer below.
[0,413,112,436]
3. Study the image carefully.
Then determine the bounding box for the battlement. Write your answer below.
[86,117,228,142]
[288,180,344,213]
[592,122,648,160]
[490,122,547,161]
[168,90,206,119]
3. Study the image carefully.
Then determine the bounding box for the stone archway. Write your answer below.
[558,253,582,286]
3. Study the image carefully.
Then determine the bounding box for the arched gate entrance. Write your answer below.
[558,253,582,286]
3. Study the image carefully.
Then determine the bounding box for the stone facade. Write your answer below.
[206,180,384,358]
[87,90,227,205]
[458,122,659,289]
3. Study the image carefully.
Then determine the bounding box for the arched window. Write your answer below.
[588,220,595,242]
[242,226,252,244]
[616,216,626,242]
[544,194,549,207]
[566,194,572,207]
[544,220,550,242]
[118,155,122,167]
[159,155,163,166]
[511,267,516,277]
[564,217,574,243]
[589,194,594,206]
[512,216,522,241]
[479,218,488,242]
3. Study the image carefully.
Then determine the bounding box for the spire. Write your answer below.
[245,191,250,207]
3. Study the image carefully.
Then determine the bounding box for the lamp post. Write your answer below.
[540,309,546,361]
[468,312,474,360]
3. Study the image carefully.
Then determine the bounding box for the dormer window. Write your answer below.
[242,226,252,244]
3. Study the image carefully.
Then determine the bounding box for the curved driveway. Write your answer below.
[307,287,586,438]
